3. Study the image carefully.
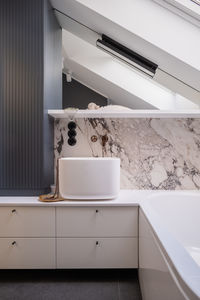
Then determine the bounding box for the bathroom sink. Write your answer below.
[59,157,120,200]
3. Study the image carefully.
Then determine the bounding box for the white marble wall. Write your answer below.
[54,118,200,190]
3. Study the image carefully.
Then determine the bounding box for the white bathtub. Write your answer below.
[139,191,200,300]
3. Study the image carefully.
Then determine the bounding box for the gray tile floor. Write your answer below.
[0,269,142,300]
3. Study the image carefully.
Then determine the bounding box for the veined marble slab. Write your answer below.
[54,118,200,190]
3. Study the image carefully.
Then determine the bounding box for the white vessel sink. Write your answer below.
[59,157,120,200]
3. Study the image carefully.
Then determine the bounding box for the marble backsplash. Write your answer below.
[54,118,200,190]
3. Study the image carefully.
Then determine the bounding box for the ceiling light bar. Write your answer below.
[96,35,158,78]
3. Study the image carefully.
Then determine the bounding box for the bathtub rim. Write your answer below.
[140,195,200,300]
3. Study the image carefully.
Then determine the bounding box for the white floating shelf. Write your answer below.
[48,109,200,119]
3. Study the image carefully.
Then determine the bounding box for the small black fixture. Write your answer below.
[68,129,77,138]
[96,35,158,77]
[67,121,77,146]
[68,137,77,146]
[68,121,77,130]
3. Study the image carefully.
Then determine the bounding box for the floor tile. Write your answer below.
[0,269,141,300]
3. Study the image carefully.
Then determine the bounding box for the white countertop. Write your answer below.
[1,190,199,206]
[48,109,200,119]
[0,190,151,206]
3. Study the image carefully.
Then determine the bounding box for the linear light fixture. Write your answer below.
[96,35,158,78]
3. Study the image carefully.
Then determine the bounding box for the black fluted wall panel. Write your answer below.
[43,0,62,188]
[0,0,62,195]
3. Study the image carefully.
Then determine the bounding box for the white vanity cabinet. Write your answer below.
[0,197,138,269]
[0,207,56,269]
[0,238,55,269]
[56,207,138,268]
[57,237,137,268]
[0,207,55,237]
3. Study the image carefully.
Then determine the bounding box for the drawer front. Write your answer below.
[0,207,55,237]
[57,237,138,268]
[0,238,55,269]
[56,207,138,237]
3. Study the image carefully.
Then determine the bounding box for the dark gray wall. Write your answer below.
[43,0,62,188]
[63,74,107,109]
[0,0,62,195]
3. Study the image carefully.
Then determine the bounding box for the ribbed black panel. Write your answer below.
[43,0,62,188]
[0,0,62,194]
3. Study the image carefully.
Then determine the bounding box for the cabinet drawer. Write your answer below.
[56,207,138,237]
[0,207,55,237]
[57,237,138,268]
[0,238,55,269]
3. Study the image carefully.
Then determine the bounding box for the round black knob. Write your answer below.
[12,241,16,245]
[12,209,16,213]
[68,129,77,138]
[68,121,76,130]
[96,241,99,246]
[96,210,99,213]
[68,137,77,146]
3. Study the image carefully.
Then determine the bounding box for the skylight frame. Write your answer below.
[153,0,200,27]
[191,0,200,6]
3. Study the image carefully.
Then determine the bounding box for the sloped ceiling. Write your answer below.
[50,0,200,109]
[63,30,199,109]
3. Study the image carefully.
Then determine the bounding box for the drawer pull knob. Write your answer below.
[96,241,99,246]
[12,241,16,245]
[96,210,99,213]
[12,209,16,213]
